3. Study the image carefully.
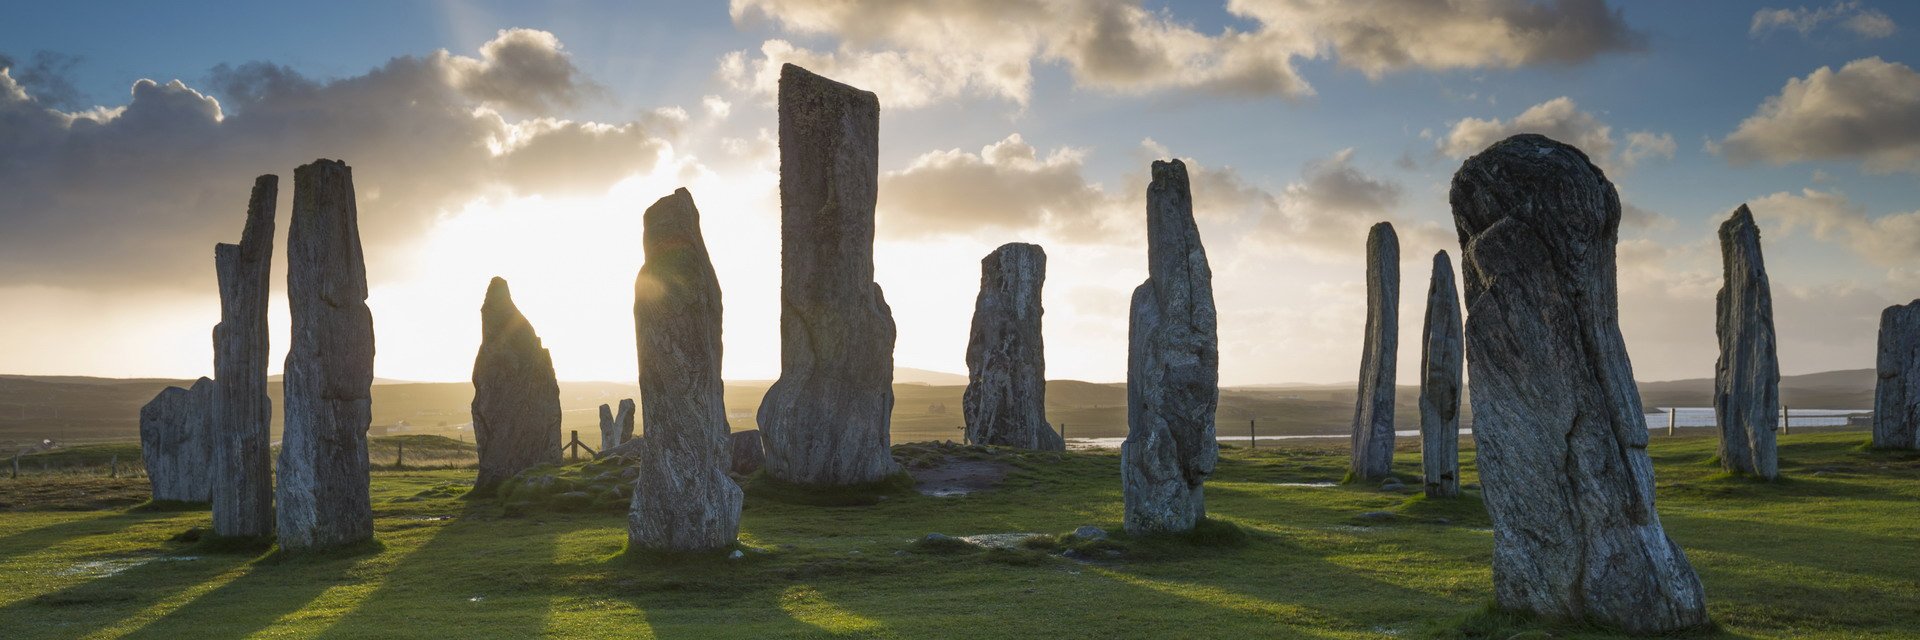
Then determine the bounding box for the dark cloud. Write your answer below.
[0,30,680,289]
[0,51,86,110]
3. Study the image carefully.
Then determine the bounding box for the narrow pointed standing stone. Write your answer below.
[471,277,562,494]
[1419,251,1463,498]
[757,64,901,486]
[1121,159,1219,535]
[598,400,638,454]
[1350,222,1399,482]
[964,243,1063,451]
[277,159,376,552]
[1874,300,1920,450]
[1715,206,1781,478]
[1451,134,1707,633]
[139,378,215,503]
[212,174,276,538]
[631,188,742,552]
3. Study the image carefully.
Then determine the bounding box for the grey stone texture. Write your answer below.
[1714,205,1781,478]
[1419,251,1463,499]
[963,243,1063,451]
[471,277,563,494]
[1350,222,1400,482]
[212,174,276,538]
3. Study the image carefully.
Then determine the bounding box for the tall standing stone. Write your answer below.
[1715,205,1781,478]
[1451,134,1707,633]
[139,378,215,503]
[963,243,1063,451]
[1874,300,1920,450]
[1121,160,1219,535]
[1350,222,1400,482]
[631,188,742,552]
[277,159,376,552]
[471,277,562,494]
[212,175,276,537]
[598,399,636,452]
[757,64,901,487]
[1419,251,1463,498]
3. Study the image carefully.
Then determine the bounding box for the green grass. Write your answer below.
[0,432,1915,638]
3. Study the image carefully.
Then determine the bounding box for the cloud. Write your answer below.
[0,30,683,289]
[1439,96,1672,173]
[877,133,1121,238]
[1751,2,1897,39]
[1621,131,1676,168]
[1718,57,1920,175]
[1749,188,1920,268]
[723,0,1640,108]
[0,51,85,110]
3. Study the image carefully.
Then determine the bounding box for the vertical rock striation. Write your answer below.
[757,64,901,486]
[1350,222,1399,482]
[1714,205,1781,478]
[1121,160,1219,535]
[277,159,376,552]
[1874,300,1920,450]
[1419,251,1463,498]
[212,175,276,537]
[139,378,215,503]
[630,188,742,552]
[471,277,562,494]
[1450,134,1707,633]
[963,243,1062,451]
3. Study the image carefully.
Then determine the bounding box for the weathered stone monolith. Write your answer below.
[1121,159,1219,536]
[1451,134,1708,633]
[1419,251,1462,498]
[471,277,562,494]
[730,429,765,476]
[212,174,276,538]
[1350,222,1399,482]
[139,377,215,503]
[630,188,742,552]
[598,399,636,453]
[1874,300,1920,450]
[277,159,376,552]
[757,64,901,487]
[963,243,1063,451]
[1715,205,1781,478]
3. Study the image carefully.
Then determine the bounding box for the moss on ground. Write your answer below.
[0,432,1914,638]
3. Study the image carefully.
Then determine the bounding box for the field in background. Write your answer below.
[0,432,1915,638]
[0,368,1879,453]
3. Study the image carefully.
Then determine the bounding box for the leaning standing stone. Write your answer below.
[1450,134,1707,633]
[1419,251,1462,498]
[757,64,901,487]
[140,377,215,503]
[1350,222,1399,482]
[1121,159,1219,536]
[277,159,376,552]
[630,188,742,552]
[963,243,1063,451]
[471,277,563,494]
[1874,300,1920,450]
[1715,205,1781,478]
[212,175,276,538]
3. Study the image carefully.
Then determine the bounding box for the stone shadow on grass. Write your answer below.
[0,546,252,640]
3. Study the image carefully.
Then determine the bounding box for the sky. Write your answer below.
[1,0,1918,386]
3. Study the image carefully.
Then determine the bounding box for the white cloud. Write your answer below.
[1718,57,1920,175]
[1439,97,1674,173]
[1621,131,1676,168]
[722,0,1641,108]
[1751,2,1897,39]
[877,133,1123,238]
[1749,188,1920,268]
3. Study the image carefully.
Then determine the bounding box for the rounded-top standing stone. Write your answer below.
[1350,222,1399,482]
[757,64,901,487]
[964,242,1063,451]
[1450,134,1707,633]
[1121,159,1219,535]
[1419,251,1463,498]
[1874,299,1920,450]
[1715,205,1781,478]
[471,276,563,494]
[140,377,215,503]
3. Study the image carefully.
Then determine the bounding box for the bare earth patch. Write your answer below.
[910,456,1011,497]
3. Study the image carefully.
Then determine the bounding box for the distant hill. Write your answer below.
[893,367,968,385]
[1636,369,1875,410]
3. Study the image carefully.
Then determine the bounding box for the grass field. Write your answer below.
[0,431,1915,638]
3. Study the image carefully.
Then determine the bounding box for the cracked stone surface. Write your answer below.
[1350,222,1399,482]
[1715,205,1781,478]
[212,174,276,537]
[1875,299,1920,450]
[1419,251,1463,499]
[471,277,563,494]
[140,377,214,503]
[963,242,1062,451]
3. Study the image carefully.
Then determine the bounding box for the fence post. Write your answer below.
[110,455,118,478]
[1249,419,1257,450]
[396,440,405,469]
[1060,423,1066,442]
[1781,405,1790,435]
[10,452,19,479]
[1667,408,1676,436]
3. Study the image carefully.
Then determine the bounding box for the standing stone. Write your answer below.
[597,400,635,453]
[1121,160,1219,536]
[1419,251,1463,498]
[1350,222,1400,482]
[617,399,635,444]
[1450,134,1707,633]
[212,175,276,537]
[139,378,215,503]
[729,429,766,476]
[471,277,562,494]
[757,64,901,487]
[1715,205,1781,478]
[277,159,376,552]
[963,243,1063,451]
[1873,300,1920,450]
[630,188,742,552]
